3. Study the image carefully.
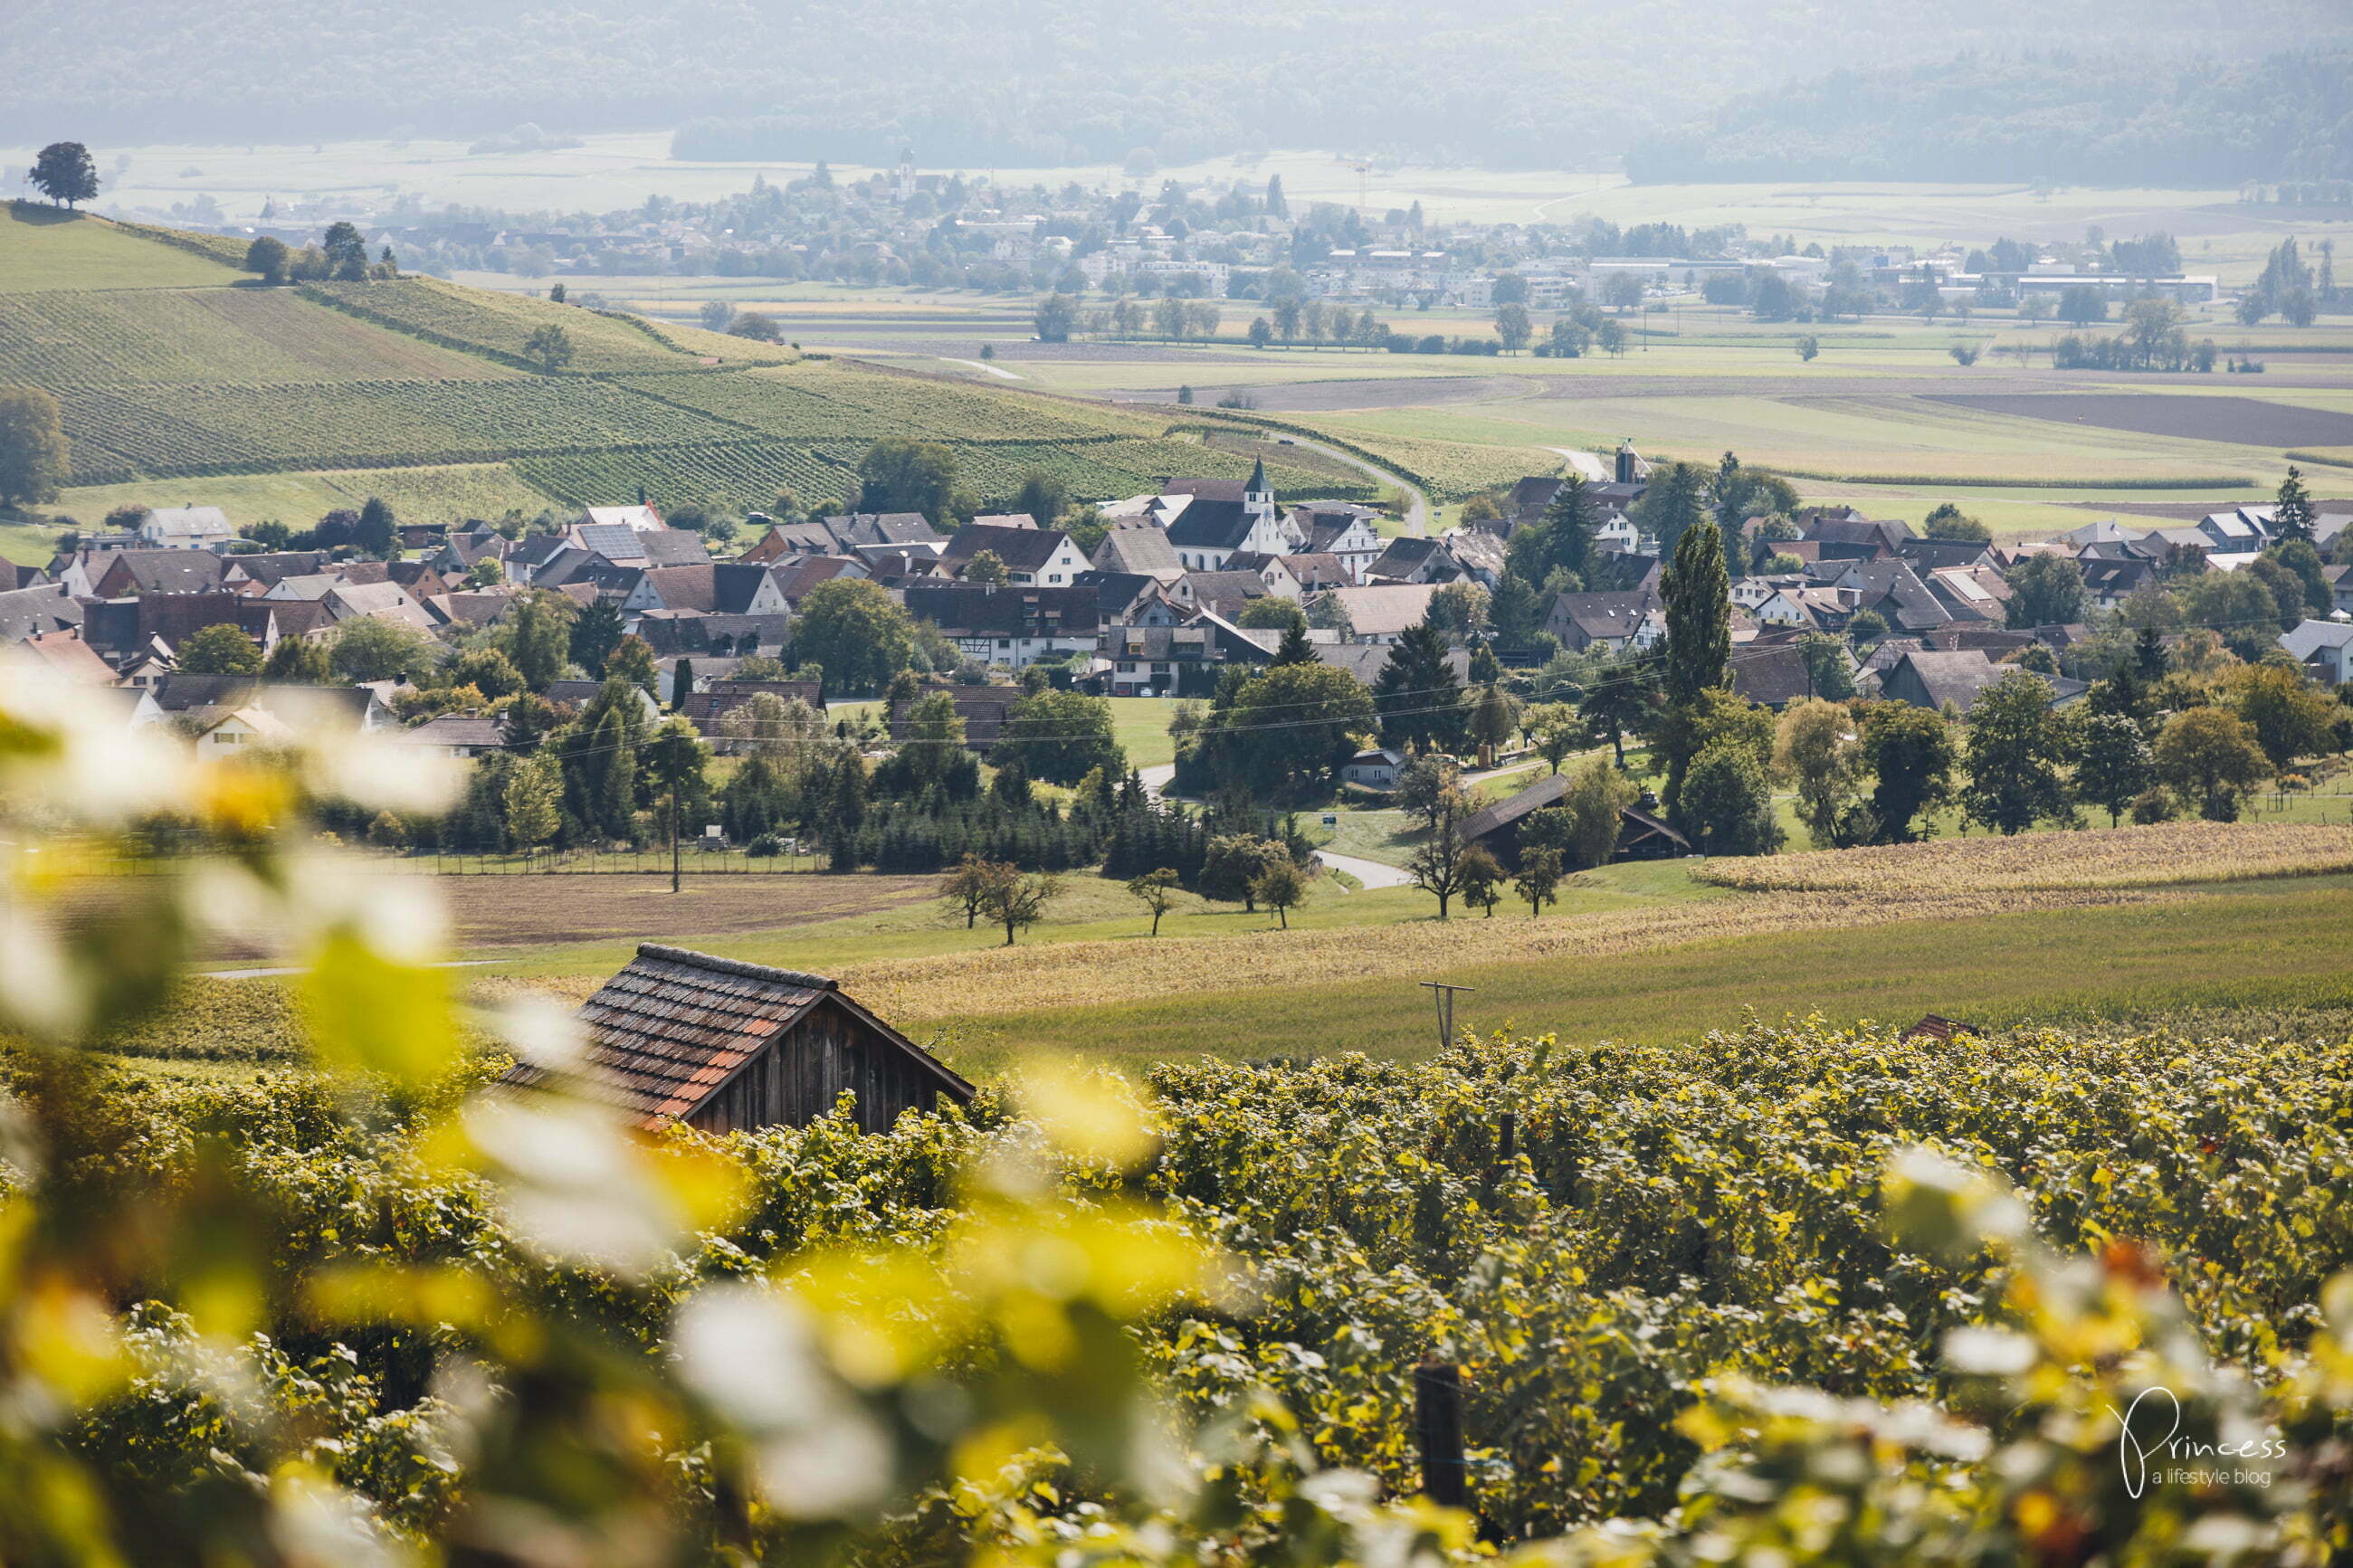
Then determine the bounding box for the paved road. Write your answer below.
[1138,762,1177,798]
[1280,434,1430,535]
[1316,850,1416,890]
[1548,445,1606,480]
[943,356,1023,381]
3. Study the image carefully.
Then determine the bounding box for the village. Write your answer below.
[4,437,2349,917]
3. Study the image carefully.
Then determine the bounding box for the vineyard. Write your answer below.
[0,212,1377,518]
[1692,819,2353,893]
[298,278,711,374]
[0,288,510,386]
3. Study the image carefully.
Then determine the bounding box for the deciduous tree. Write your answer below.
[1513,847,1563,917]
[1960,671,2072,834]
[0,385,68,505]
[175,624,262,676]
[2155,706,2269,820]
[1126,867,1181,936]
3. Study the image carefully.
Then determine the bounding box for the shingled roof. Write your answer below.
[507,944,973,1131]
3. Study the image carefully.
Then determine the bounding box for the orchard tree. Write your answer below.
[1558,756,1638,868]
[1126,867,1182,936]
[1249,854,1313,928]
[1514,847,1564,917]
[28,143,98,206]
[1405,789,1476,918]
[243,236,291,284]
[522,324,576,372]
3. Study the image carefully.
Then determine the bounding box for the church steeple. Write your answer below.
[1245,455,1269,504]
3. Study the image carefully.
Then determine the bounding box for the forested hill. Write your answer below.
[1628,50,2353,186]
[8,0,2348,168]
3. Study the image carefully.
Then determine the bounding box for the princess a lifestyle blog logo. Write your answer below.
[2114,1385,2289,1497]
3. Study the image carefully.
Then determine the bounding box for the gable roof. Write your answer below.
[1164,499,1259,551]
[0,584,83,643]
[1329,582,1442,637]
[940,522,1075,575]
[1093,524,1183,580]
[106,550,229,595]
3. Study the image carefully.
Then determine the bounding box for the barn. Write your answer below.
[1458,774,1691,870]
[505,944,974,1135]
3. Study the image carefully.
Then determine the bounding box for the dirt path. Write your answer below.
[433,872,936,947]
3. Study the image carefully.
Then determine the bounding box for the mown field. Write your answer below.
[1,213,1366,524]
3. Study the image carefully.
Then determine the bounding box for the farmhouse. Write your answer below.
[503,945,972,1135]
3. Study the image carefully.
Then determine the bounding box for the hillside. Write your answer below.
[0,207,1357,525]
[1628,48,2353,185]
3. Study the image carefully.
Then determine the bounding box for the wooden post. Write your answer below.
[1498,1111,1516,1164]
[1415,1361,1466,1507]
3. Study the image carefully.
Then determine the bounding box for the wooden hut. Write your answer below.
[504,944,974,1135]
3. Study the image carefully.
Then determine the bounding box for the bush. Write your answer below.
[746,832,786,858]
[2129,786,2179,823]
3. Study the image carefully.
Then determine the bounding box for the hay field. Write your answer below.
[1696,821,2353,893]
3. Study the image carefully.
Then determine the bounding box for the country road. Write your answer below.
[1278,434,1429,535]
[1314,851,1416,889]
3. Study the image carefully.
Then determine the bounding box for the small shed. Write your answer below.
[505,944,974,1135]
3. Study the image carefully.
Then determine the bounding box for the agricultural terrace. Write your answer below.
[0,211,1366,523]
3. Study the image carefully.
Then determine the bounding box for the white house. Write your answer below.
[2280,618,2353,685]
[1339,747,1406,788]
[139,505,236,550]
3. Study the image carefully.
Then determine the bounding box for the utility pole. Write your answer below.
[670,788,681,894]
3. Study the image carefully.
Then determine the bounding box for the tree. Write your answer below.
[502,591,575,693]
[1578,654,1658,769]
[2155,706,2268,820]
[999,689,1124,784]
[262,634,332,682]
[1513,847,1563,917]
[1558,757,1638,868]
[698,300,738,333]
[354,496,397,558]
[2073,710,2154,826]
[670,657,695,711]
[1467,684,1520,765]
[1126,867,1182,936]
[567,601,624,679]
[1494,302,1532,353]
[1393,754,1464,833]
[1272,621,1316,666]
[856,438,962,523]
[448,647,522,701]
[1249,854,1312,928]
[501,752,561,853]
[1200,833,1280,910]
[606,634,659,697]
[1960,671,2071,835]
[243,235,291,284]
[2273,465,2316,543]
[643,718,710,889]
[175,624,262,676]
[0,385,68,505]
[2004,554,2085,629]
[1658,517,1732,821]
[522,324,575,373]
[1372,623,1468,753]
[976,870,1060,945]
[937,852,1009,930]
[729,313,785,343]
[28,143,98,206]
[322,222,368,280]
[1773,698,1863,847]
[1405,791,1474,918]
[1861,701,1956,842]
[2057,285,2108,327]
[1248,318,1273,349]
[329,617,437,685]
[1235,596,1306,633]
[793,579,917,696]
[1922,503,1991,543]
[965,549,1010,587]
[1033,293,1078,342]
[1661,519,1729,705]
[1012,469,1070,527]
[1795,335,1820,362]
[2225,662,2339,769]
[1681,741,1781,855]
[1637,461,1710,564]
[1526,703,1583,774]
